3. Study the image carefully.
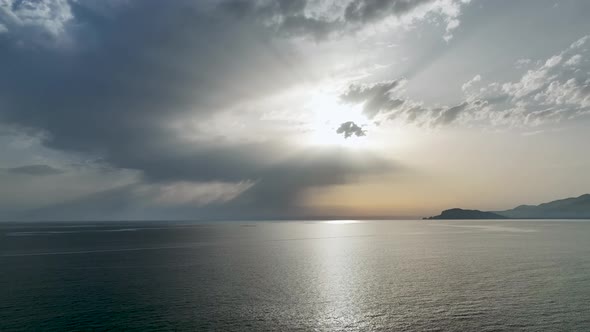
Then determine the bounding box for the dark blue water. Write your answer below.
[2,220,590,331]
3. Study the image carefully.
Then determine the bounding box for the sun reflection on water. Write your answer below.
[322,220,362,225]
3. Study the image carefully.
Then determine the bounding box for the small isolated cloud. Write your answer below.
[461,74,481,92]
[515,58,532,69]
[4,164,64,176]
[336,121,366,138]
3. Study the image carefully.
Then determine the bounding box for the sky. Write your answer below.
[1,0,590,221]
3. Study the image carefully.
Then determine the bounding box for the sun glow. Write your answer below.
[305,93,371,148]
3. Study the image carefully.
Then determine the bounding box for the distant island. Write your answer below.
[425,208,506,220]
[425,194,590,219]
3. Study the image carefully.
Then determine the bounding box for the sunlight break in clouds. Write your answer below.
[1,0,590,220]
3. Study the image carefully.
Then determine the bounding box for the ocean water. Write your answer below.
[1,219,590,331]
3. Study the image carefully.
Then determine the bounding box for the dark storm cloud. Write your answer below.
[222,0,440,40]
[221,0,342,40]
[344,0,433,24]
[336,122,367,139]
[1,0,300,149]
[276,0,307,15]
[20,184,151,221]
[20,149,395,220]
[0,0,398,218]
[0,0,298,171]
[4,164,64,176]
[278,15,342,40]
[277,0,437,39]
[215,148,394,217]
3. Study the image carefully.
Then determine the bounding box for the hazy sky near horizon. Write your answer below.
[1,0,590,220]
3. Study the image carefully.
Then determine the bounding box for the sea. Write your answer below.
[1,219,590,331]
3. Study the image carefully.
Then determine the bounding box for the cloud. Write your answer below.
[435,102,468,125]
[339,77,482,127]
[461,74,481,92]
[462,35,590,126]
[218,0,338,40]
[341,80,406,118]
[0,0,404,219]
[343,0,433,24]
[342,35,590,129]
[0,2,298,167]
[0,0,73,44]
[565,54,582,67]
[278,14,341,40]
[342,0,470,42]
[571,35,589,49]
[0,0,474,220]
[151,181,253,206]
[3,164,64,176]
[14,149,395,220]
[515,58,532,69]
[221,0,471,41]
[226,148,394,216]
[336,121,366,138]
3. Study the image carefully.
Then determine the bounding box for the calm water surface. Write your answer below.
[1,219,590,331]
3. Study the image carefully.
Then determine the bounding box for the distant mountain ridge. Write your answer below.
[427,194,590,219]
[495,194,590,219]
